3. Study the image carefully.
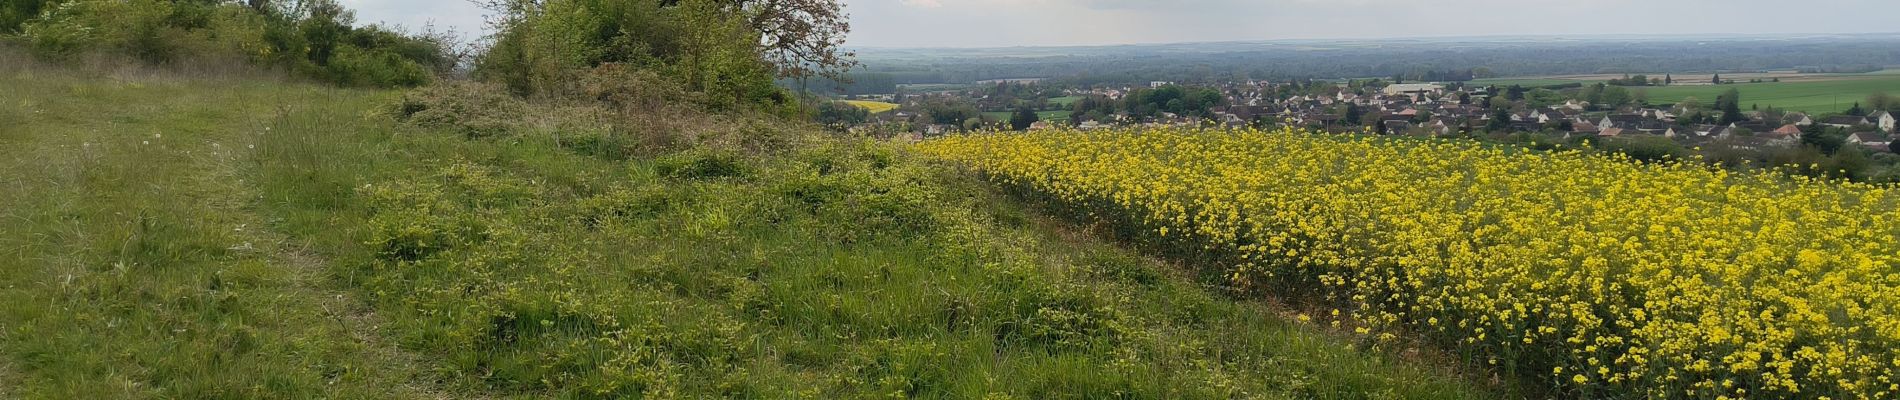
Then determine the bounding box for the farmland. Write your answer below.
[1639,77,1900,113]
[919,127,1900,399]
[843,99,900,113]
[1473,71,1900,113]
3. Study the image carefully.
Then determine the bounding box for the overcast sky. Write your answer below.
[345,0,1900,48]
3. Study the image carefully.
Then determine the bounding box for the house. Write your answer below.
[1598,128,1626,137]
[1822,115,1870,128]
[1758,133,1800,147]
[1599,114,1645,129]
[1571,122,1601,135]
[1383,83,1444,97]
[1772,124,1804,137]
[1787,113,1814,126]
[1730,122,1775,135]
[1873,111,1897,132]
[1537,111,1566,124]
[1693,124,1728,138]
[1848,132,1890,147]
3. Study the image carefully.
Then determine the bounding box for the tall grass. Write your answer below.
[0,65,445,398]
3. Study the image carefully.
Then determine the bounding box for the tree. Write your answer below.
[1802,124,1846,155]
[1600,86,1633,108]
[650,0,858,81]
[1716,88,1744,125]
[814,100,868,129]
[1344,103,1364,126]
[1487,107,1511,132]
[1665,74,1673,85]
[1526,88,1564,108]
[1846,102,1867,116]
[0,0,50,33]
[1677,96,1702,113]
[1869,92,1898,112]
[1009,107,1039,131]
[1712,74,1722,85]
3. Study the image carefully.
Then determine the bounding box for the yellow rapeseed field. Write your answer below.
[844,100,900,113]
[917,127,1900,399]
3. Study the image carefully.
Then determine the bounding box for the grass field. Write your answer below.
[1472,71,1900,113]
[1048,96,1084,107]
[0,63,1512,397]
[1637,77,1900,113]
[842,99,899,113]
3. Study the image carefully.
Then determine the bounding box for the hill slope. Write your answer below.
[0,65,1507,398]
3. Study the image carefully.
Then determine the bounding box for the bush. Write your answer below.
[391,81,525,137]
[326,44,431,87]
[477,0,792,111]
[9,0,448,87]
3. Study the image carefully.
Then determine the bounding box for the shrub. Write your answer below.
[391,81,525,137]
[9,0,448,87]
[477,0,794,111]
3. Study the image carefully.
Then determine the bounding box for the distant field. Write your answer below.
[895,83,974,92]
[1638,77,1900,113]
[983,110,1072,121]
[843,100,899,113]
[1465,78,1579,87]
[1472,71,1900,113]
[1048,96,1084,107]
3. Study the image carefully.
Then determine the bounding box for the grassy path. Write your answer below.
[0,69,455,398]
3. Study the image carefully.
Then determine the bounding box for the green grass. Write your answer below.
[1636,76,1900,113]
[1474,73,1900,113]
[0,65,448,398]
[1048,96,1084,107]
[0,64,1514,398]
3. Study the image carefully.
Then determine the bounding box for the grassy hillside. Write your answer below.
[0,64,1510,397]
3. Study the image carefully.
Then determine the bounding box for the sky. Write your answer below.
[344,0,1900,48]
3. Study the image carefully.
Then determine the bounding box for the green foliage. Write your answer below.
[0,0,50,34]
[813,100,869,129]
[1599,135,1690,163]
[478,0,790,112]
[8,0,446,87]
[1009,107,1039,130]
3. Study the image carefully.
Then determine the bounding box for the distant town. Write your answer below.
[815,71,1899,181]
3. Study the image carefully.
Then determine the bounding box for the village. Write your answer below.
[843,79,1898,154]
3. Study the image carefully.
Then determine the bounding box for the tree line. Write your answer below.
[3,0,458,87]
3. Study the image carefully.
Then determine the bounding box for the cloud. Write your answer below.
[900,0,944,8]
